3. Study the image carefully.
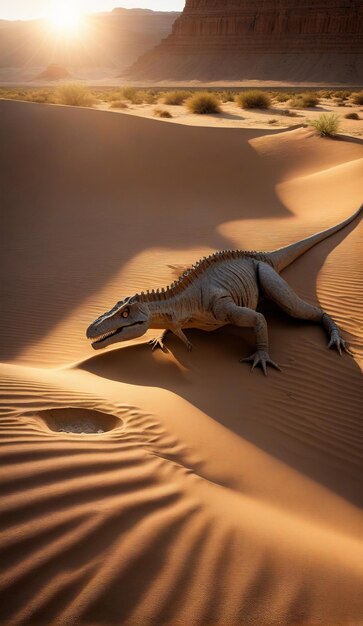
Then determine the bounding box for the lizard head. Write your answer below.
[86,296,150,350]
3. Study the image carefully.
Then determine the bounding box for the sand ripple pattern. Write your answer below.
[1,366,363,626]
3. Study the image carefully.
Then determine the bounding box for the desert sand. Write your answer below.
[0,99,363,626]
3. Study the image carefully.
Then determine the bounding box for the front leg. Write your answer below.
[148,329,169,352]
[214,298,281,375]
[148,328,193,352]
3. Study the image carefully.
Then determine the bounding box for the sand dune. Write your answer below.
[0,100,363,625]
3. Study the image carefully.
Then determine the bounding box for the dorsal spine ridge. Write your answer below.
[137,249,267,302]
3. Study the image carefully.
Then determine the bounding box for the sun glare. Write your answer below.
[48,2,83,36]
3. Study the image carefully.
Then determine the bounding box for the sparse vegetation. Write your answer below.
[309,113,340,137]
[236,90,271,109]
[120,86,137,100]
[143,90,158,105]
[120,87,144,104]
[317,89,334,99]
[352,91,363,105]
[56,84,95,107]
[110,100,128,109]
[186,92,221,115]
[290,93,319,108]
[154,108,172,118]
[25,89,52,104]
[163,90,190,105]
[101,90,123,103]
[280,109,298,117]
[219,91,235,103]
[344,112,360,120]
[274,92,290,103]
[334,90,351,101]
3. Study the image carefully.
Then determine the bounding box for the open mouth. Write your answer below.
[91,327,123,345]
[89,321,144,346]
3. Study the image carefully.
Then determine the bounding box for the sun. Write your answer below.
[48,1,83,36]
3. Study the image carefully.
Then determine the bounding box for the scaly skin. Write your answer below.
[87,205,361,375]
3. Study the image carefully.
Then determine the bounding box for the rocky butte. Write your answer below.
[125,0,363,83]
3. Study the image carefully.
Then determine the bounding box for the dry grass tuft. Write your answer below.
[351,91,363,105]
[154,108,172,118]
[236,90,271,109]
[25,89,53,104]
[56,84,94,107]
[344,112,360,120]
[186,92,221,114]
[278,109,298,117]
[120,87,144,104]
[110,100,128,109]
[290,93,320,108]
[309,113,340,137]
[163,90,190,105]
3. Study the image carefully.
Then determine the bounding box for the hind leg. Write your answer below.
[258,263,350,355]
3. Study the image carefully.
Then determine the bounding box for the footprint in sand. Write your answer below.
[38,407,122,435]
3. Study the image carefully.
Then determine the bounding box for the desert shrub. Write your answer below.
[56,84,94,107]
[317,89,334,99]
[274,92,290,103]
[351,91,363,105]
[143,90,158,104]
[236,90,271,109]
[110,100,128,109]
[290,93,319,108]
[186,92,221,114]
[101,90,122,102]
[309,113,340,137]
[120,86,137,100]
[334,90,351,100]
[119,87,144,104]
[154,108,172,118]
[344,112,360,120]
[163,90,190,105]
[0,90,16,100]
[25,89,53,104]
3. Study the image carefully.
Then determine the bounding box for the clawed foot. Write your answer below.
[148,337,167,352]
[240,350,281,376]
[328,334,352,356]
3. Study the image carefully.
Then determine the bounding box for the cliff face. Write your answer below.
[171,0,362,50]
[126,0,363,83]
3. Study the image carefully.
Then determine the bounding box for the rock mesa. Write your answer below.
[126,0,363,83]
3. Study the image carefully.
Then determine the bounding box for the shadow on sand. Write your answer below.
[80,218,363,507]
[0,100,292,361]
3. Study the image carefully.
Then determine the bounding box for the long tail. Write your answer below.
[268,204,362,272]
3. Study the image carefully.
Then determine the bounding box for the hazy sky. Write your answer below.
[0,1,185,21]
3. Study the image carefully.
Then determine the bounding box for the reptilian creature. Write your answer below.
[87,205,361,375]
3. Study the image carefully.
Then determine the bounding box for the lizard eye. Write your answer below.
[122,310,129,319]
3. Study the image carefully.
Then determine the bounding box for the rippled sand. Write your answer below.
[0,100,362,626]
